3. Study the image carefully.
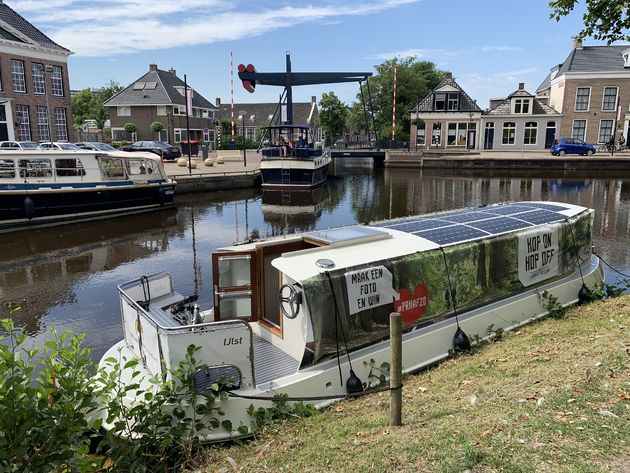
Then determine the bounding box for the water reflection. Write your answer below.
[3,161,630,359]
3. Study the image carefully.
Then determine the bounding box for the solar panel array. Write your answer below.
[372,202,571,246]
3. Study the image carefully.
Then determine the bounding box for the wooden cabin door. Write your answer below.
[212,250,259,322]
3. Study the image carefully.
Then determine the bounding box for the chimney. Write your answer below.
[445,72,453,79]
[169,68,176,77]
[311,95,317,104]
[573,37,583,49]
[216,97,221,107]
[518,82,524,90]
[149,63,157,72]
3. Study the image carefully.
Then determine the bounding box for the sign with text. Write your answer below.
[394,284,429,324]
[345,266,398,315]
[518,227,559,286]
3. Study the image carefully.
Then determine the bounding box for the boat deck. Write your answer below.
[253,335,301,385]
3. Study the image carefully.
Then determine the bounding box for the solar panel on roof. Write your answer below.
[439,211,497,223]
[383,219,450,233]
[469,217,533,234]
[416,226,489,245]
[520,203,568,212]
[513,210,565,225]
[483,204,536,216]
[132,82,145,90]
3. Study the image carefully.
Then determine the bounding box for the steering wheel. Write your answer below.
[279,284,301,319]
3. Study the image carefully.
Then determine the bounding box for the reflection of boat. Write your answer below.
[549,180,591,192]
[261,187,329,234]
[0,150,175,232]
[259,125,331,188]
[95,201,603,442]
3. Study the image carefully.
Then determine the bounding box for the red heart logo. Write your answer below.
[394,284,429,324]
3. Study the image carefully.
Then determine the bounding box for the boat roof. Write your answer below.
[272,201,589,282]
[265,124,312,129]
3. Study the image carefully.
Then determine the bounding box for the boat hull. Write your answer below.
[93,254,603,443]
[0,181,175,232]
[260,156,330,189]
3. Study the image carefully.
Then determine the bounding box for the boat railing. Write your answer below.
[118,272,256,388]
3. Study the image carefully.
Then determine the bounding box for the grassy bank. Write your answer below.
[201,297,629,473]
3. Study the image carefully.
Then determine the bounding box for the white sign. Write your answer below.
[518,227,559,286]
[345,266,398,315]
[281,104,287,123]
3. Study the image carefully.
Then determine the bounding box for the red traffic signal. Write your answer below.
[238,63,256,93]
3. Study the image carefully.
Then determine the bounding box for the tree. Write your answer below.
[549,0,630,43]
[351,57,446,142]
[70,81,124,136]
[151,121,164,140]
[316,92,348,146]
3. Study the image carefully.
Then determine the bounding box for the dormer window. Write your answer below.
[513,98,531,114]
[623,48,630,68]
[434,93,446,111]
[447,94,459,111]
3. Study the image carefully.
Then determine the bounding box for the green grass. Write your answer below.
[199,297,630,473]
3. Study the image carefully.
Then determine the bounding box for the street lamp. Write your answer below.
[239,109,247,167]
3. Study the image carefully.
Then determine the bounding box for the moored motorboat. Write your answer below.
[93,201,603,442]
[0,150,175,231]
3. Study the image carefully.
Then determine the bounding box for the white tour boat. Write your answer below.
[94,201,603,442]
[0,150,175,232]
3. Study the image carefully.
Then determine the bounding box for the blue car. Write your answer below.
[550,138,596,156]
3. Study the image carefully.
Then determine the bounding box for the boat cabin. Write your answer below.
[260,125,322,159]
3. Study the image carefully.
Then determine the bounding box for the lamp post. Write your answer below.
[239,109,247,167]
[467,112,474,152]
[44,65,54,141]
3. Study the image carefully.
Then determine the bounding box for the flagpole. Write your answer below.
[184,74,192,174]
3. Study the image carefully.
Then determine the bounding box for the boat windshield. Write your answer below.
[263,126,312,150]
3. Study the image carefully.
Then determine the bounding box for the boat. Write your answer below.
[94,201,603,442]
[258,124,331,188]
[0,150,175,232]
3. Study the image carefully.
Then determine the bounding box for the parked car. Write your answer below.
[41,142,81,150]
[119,141,182,160]
[550,138,596,156]
[0,140,42,150]
[74,141,116,152]
[333,139,347,149]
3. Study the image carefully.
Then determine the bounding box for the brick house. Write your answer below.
[0,1,73,142]
[410,73,482,150]
[482,83,561,150]
[105,64,217,144]
[536,40,630,144]
[215,96,321,146]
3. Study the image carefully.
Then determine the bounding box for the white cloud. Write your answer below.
[372,45,522,63]
[457,68,540,108]
[27,0,419,56]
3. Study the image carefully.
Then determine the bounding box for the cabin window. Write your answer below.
[55,158,85,177]
[218,257,251,287]
[0,159,15,178]
[127,158,156,176]
[502,122,516,145]
[19,159,52,178]
[99,157,126,179]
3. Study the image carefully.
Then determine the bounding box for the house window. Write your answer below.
[157,106,167,116]
[524,122,537,145]
[432,123,442,145]
[246,128,255,140]
[434,93,446,111]
[416,123,425,145]
[15,105,31,140]
[54,108,68,142]
[11,59,26,93]
[117,106,131,116]
[32,63,45,95]
[447,94,459,111]
[602,87,618,111]
[174,129,182,142]
[36,106,50,142]
[173,105,186,115]
[502,122,516,144]
[51,66,63,96]
[572,119,587,141]
[598,119,614,144]
[575,87,590,111]
[514,99,530,114]
[447,123,457,145]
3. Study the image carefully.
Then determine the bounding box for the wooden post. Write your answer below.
[390,312,402,426]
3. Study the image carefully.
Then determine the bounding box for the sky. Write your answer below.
[8,0,611,109]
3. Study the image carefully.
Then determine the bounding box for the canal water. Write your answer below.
[2,159,630,360]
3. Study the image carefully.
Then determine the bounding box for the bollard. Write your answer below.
[390,312,402,426]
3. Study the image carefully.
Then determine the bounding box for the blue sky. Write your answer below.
[11,0,607,109]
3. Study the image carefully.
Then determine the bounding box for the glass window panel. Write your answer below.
[502,122,516,144]
[572,120,586,141]
[602,87,617,111]
[31,63,45,95]
[219,294,252,319]
[575,88,590,111]
[598,120,614,143]
[0,159,15,178]
[218,256,251,287]
[11,60,25,93]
